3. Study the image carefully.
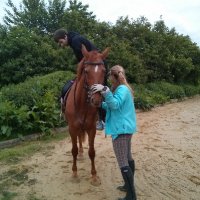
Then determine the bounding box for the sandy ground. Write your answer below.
[1,96,200,200]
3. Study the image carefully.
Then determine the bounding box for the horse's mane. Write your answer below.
[77,58,85,80]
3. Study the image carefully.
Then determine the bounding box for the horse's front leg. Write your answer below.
[71,135,78,177]
[88,130,101,185]
[88,133,96,176]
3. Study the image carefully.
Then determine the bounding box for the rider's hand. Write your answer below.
[91,84,109,94]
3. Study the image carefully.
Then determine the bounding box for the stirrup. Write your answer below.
[59,111,63,120]
[60,98,65,119]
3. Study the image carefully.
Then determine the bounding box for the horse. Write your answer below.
[65,45,109,184]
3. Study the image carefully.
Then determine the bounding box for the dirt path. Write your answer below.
[1,96,200,200]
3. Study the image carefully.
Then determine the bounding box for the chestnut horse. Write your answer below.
[65,45,109,183]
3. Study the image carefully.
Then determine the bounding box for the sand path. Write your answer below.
[1,96,200,200]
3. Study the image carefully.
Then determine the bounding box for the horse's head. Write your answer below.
[77,45,109,107]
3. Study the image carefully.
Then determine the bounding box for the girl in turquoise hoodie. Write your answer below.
[91,65,137,200]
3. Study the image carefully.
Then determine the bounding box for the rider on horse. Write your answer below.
[53,29,106,129]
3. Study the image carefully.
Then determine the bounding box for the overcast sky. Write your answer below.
[0,0,199,46]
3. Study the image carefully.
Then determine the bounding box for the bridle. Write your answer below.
[82,61,105,102]
[72,60,105,129]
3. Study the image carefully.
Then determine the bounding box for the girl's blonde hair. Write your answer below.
[109,65,134,96]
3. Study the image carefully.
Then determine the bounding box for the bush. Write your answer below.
[146,82,186,99]
[0,71,75,140]
[0,71,75,108]
[133,81,200,111]
[134,84,169,110]
[0,76,199,140]
[134,85,154,110]
[181,84,200,97]
[0,101,31,140]
[27,91,62,134]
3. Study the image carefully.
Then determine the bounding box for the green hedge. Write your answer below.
[146,82,185,99]
[0,71,75,140]
[0,71,75,108]
[0,75,199,140]
[134,81,200,110]
[181,84,200,97]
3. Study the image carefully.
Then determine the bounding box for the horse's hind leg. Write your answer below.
[78,135,84,158]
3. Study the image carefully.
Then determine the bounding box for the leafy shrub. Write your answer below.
[146,82,186,99]
[150,93,169,105]
[0,101,31,140]
[0,71,75,108]
[0,71,74,139]
[134,94,154,111]
[181,84,200,97]
[133,81,200,111]
[134,85,154,110]
[134,84,169,110]
[27,91,62,134]
[0,75,199,140]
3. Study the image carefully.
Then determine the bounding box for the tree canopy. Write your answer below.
[0,0,200,87]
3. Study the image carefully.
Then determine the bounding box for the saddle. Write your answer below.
[60,79,75,116]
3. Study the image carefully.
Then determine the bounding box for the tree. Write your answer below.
[1,1,200,85]
[47,0,67,33]
[152,19,169,34]
[4,0,67,34]
[4,0,48,32]
[63,0,97,34]
[0,26,71,86]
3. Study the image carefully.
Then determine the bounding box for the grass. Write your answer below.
[27,193,46,200]
[0,130,68,200]
[0,191,18,200]
[0,166,29,190]
[0,165,46,200]
[0,130,68,164]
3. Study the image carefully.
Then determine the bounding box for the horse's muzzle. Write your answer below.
[90,93,102,107]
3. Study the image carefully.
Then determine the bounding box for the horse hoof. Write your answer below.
[77,154,84,161]
[90,176,101,186]
[70,174,80,183]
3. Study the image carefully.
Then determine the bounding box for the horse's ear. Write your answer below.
[102,47,110,60]
[81,44,89,58]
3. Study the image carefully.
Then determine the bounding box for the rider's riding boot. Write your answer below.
[117,160,135,192]
[118,166,136,200]
[96,120,105,130]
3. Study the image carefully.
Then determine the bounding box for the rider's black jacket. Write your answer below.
[67,31,98,62]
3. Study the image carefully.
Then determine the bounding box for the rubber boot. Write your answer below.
[117,160,135,192]
[128,160,135,176]
[118,166,136,200]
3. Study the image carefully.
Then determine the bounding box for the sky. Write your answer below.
[0,0,199,46]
